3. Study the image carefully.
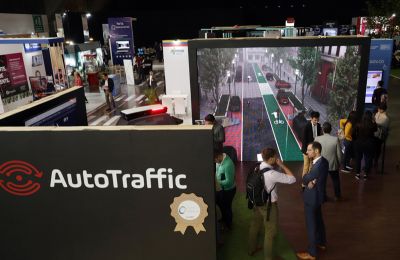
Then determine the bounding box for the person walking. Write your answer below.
[315,122,342,201]
[297,142,329,260]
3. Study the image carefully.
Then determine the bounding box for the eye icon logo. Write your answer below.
[0,160,43,196]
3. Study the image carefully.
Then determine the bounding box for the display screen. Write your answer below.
[25,98,78,126]
[32,54,43,67]
[323,28,338,36]
[197,45,363,161]
[365,70,383,103]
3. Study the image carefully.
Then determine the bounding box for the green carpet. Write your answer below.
[391,68,400,78]
[217,192,297,260]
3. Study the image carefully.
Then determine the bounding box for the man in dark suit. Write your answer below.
[297,141,329,260]
[301,111,322,177]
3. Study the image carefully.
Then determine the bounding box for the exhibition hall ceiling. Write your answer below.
[4,0,367,14]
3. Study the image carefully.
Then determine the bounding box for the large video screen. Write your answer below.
[196,44,365,161]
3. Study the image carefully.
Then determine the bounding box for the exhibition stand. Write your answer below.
[0,125,216,260]
[64,41,103,90]
[0,37,67,114]
[0,86,87,126]
[162,36,371,161]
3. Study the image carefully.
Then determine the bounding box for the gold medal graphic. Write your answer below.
[170,193,208,235]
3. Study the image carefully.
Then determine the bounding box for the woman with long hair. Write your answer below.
[340,111,357,172]
[352,111,377,180]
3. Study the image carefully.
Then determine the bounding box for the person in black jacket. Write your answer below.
[372,80,388,111]
[102,73,115,112]
[353,111,377,180]
[205,114,225,151]
[301,111,322,177]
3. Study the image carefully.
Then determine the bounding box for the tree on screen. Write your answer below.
[327,46,360,123]
[288,47,321,105]
[198,48,236,104]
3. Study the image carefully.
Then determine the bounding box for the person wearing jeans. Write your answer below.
[214,150,236,230]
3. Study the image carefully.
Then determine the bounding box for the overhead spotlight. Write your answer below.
[278,5,281,8]
[392,13,396,17]
[86,13,92,18]
[62,12,67,17]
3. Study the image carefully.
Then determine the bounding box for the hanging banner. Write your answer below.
[365,39,393,103]
[0,53,29,100]
[108,17,135,65]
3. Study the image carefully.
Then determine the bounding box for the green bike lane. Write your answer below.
[252,63,303,161]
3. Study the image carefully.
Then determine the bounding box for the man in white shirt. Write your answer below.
[248,147,296,260]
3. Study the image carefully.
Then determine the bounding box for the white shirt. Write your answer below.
[103,79,109,91]
[312,123,317,138]
[260,162,296,203]
[313,156,322,165]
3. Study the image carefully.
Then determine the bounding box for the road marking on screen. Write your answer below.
[125,95,136,102]
[89,115,108,126]
[115,95,126,102]
[103,115,121,126]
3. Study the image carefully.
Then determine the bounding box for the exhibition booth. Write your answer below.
[0,124,216,260]
[0,37,67,114]
[64,41,104,91]
[163,36,371,162]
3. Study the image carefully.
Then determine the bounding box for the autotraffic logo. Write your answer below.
[0,160,43,196]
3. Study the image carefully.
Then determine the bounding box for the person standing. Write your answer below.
[372,80,388,110]
[297,142,329,260]
[352,111,377,180]
[301,111,322,177]
[74,71,88,103]
[374,103,390,165]
[205,114,225,151]
[74,71,83,87]
[102,73,115,112]
[315,122,342,201]
[214,149,236,230]
[339,111,357,173]
[248,148,296,260]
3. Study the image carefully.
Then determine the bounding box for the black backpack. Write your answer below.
[246,164,276,221]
